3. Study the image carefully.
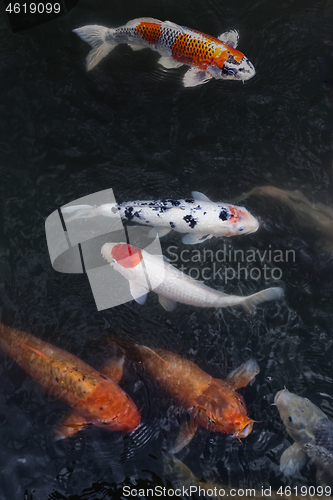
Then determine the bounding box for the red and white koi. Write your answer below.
[62,191,259,245]
[101,242,284,312]
[73,18,255,87]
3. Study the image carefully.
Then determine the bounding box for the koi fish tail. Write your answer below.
[73,25,117,71]
[241,287,284,314]
[61,204,116,222]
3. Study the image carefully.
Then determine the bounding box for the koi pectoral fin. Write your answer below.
[171,419,199,454]
[158,56,183,69]
[280,442,307,476]
[218,29,239,48]
[226,359,260,389]
[158,295,177,312]
[181,233,213,245]
[183,68,212,88]
[129,281,148,305]
[54,412,91,440]
[100,355,125,384]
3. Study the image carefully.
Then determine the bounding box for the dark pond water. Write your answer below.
[1,0,333,498]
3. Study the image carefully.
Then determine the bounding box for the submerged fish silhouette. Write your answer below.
[240,185,333,251]
[0,323,140,438]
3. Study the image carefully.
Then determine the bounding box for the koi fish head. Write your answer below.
[194,380,255,438]
[214,47,255,82]
[102,243,143,269]
[216,205,259,236]
[274,389,321,448]
[81,377,141,433]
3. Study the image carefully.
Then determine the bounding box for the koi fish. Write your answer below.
[73,18,255,87]
[275,389,333,484]
[0,323,140,439]
[62,191,259,245]
[165,456,333,500]
[101,242,284,312]
[102,338,259,452]
[240,186,333,251]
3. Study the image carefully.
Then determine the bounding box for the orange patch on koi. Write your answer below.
[136,22,162,45]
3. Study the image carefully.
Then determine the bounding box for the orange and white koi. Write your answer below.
[0,323,140,439]
[102,338,259,452]
[73,18,255,87]
[62,191,259,245]
[101,242,284,312]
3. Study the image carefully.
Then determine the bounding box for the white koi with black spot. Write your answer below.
[62,191,259,245]
[73,17,255,87]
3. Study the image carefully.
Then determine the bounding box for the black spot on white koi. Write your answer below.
[134,211,141,218]
[185,198,194,204]
[183,214,197,228]
[170,222,176,228]
[219,209,229,221]
[170,200,181,206]
[203,212,207,215]
[124,207,134,220]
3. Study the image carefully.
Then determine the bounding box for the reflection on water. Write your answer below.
[0,0,333,497]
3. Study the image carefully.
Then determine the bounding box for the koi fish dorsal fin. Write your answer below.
[140,345,169,365]
[100,355,125,384]
[218,29,239,48]
[183,68,213,87]
[164,20,184,30]
[125,17,162,28]
[191,191,212,202]
[19,341,48,359]
[226,359,260,389]
[171,419,200,454]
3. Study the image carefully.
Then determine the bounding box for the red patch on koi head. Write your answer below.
[228,206,243,223]
[111,244,143,269]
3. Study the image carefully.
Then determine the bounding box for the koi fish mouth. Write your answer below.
[238,420,254,438]
[221,56,255,81]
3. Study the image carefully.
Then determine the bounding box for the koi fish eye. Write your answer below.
[288,415,295,423]
[238,226,244,231]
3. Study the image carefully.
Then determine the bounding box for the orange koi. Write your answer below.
[101,338,259,452]
[0,324,140,438]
